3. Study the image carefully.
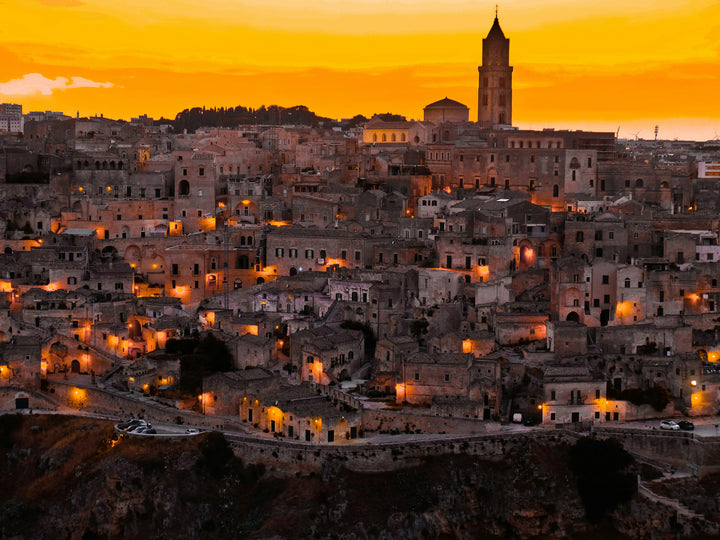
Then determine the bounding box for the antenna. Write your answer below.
[495,4,498,18]
[654,125,659,141]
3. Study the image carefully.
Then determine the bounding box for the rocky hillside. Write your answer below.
[0,414,716,539]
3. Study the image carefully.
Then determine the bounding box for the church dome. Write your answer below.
[423,97,469,123]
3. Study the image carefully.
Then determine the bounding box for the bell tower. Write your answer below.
[478,10,513,128]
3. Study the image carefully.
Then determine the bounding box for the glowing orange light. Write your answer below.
[106,186,112,191]
[78,186,83,192]
[246,325,259,336]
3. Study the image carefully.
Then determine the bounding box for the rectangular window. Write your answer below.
[275,248,284,257]
[355,251,361,261]
[341,250,347,260]
[305,249,314,259]
[199,167,204,176]
[414,371,420,381]
[602,275,609,284]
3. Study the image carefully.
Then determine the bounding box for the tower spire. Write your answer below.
[495,4,498,19]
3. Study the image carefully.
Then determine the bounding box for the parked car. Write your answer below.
[185,428,200,434]
[660,420,680,430]
[117,419,147,431]
[678,420,695,431]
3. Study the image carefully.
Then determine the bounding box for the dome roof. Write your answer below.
[424,97,469,110]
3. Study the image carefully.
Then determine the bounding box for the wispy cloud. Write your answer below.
[0,73,113,96]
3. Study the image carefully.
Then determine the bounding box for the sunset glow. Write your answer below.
[1,0,719,139]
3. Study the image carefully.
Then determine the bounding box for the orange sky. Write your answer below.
[1,0,719,140]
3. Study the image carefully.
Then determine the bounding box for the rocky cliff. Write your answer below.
[0,414,716,539]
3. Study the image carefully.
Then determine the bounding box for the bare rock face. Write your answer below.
[0,414,716,539]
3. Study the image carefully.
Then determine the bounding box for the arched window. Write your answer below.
[246,236,253,245]
[391,133,396,142]
[179,180,190,196]
[553,184,559,197]
[636,178,644,188]
[401,133,406,142]
[372,134,377,142]
[382,134,387,142]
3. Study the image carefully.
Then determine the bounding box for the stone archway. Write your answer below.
[71,359,81,373]
[566,311,580,322]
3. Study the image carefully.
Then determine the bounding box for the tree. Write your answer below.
[410,318,429,346]
[569,437,636,523]
[198,432,235,478]
[169,334,234,394]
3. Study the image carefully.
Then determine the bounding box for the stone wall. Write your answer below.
[593,426,720,477]
[361,408,498,435]
[225,429,579,474]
